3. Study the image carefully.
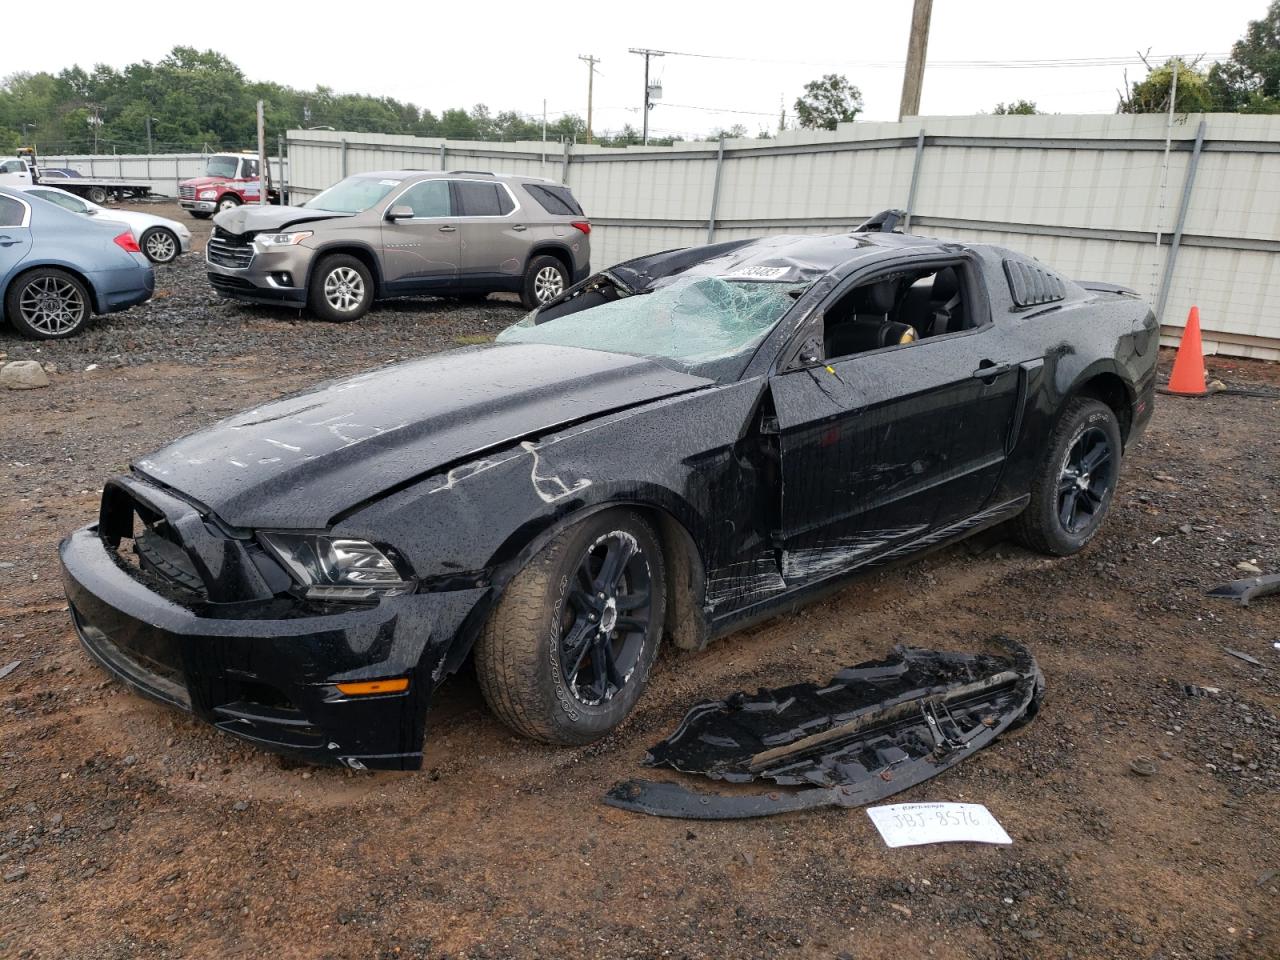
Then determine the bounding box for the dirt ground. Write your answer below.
[1,203,1277,959]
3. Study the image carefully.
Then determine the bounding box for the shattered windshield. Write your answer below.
[497,276,803,379]
[305,176,399,214]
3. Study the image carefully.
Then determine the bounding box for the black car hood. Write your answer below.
[133,344,711,529]
[213,203,353,235]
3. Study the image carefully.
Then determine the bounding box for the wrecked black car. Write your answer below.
[59,231,1157,769]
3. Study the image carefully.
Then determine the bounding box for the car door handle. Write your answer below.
[972,362,1014,381]
[438,225,456,233]
[0,236,19,247]
[511,224,528,232]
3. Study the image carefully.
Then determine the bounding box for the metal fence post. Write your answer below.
[340,138,348,179]
[707,134,726,243]
[439,142,446,170]
[1155,119,1207,325]
[903,129,926,231]
[562,138,572,185]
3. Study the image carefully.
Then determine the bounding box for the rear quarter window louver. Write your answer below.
[1003,259,1066,308]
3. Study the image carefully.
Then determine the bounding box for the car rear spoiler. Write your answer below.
[1078,280,1140,297]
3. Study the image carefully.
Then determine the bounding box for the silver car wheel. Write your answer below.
[534,265,565,303]
[218,197,240,213]
[19,277,86,336]
[145,230,177,263]
[323,266,366,313]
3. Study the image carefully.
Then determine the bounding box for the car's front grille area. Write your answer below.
[208,273,257,294]
[179,185,196,200]
[135,530,205,593]
[207,228,254,269]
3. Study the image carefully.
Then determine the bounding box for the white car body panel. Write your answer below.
[12,184,191,256]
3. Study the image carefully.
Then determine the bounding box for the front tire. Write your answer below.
[308,255,373,322]
[5,268,92,339]
[141,227,179,264]
[217,195,241,213]
[475,509,666,745]
[520,255,568,310]
[1012,397,1123,556]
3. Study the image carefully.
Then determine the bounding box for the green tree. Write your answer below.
[1118,57,1213,113]
[993,99,1039,115]
[794,74,863,129]
[1208,1,1280,112]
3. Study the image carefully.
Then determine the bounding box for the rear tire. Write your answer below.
[190,212,212,220]
[308,255,373,322]
[520,255,568,310]
[1011,397,1123,556]
[87,186,108,204]
[140,227,179,264]
[5,268,92,340]
[475,509,666,744]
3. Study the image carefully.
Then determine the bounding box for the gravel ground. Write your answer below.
[0,206,1278,959]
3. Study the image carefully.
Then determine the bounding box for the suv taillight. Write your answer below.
[113,230,141,254]
[570,221,591,235]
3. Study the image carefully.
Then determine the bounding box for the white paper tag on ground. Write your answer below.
[866,803,1012,848]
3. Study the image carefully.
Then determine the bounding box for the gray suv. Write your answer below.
[206,171,591,320]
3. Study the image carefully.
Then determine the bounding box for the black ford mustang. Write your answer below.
[60,230,1157,769]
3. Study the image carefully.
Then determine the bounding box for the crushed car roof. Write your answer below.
[610,232,964,291]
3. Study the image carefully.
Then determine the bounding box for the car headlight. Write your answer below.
[199,189,218,199]
[258,533,414,601]
[254,231,312,249]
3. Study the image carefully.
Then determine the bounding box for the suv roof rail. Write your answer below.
[447,169,495,176]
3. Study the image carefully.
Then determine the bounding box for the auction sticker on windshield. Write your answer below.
[866,803,1013,848]
[725,265,791,280]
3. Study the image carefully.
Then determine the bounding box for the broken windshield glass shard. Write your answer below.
[604,638,1042,819]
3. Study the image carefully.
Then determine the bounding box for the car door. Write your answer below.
[769,258,1025,581]
[379,179,460,293]
[0,193,33,305]
[451,180,527,287]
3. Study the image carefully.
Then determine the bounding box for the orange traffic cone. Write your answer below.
[1166,305,1206,396]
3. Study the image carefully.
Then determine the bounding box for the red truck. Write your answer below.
[177,152,280,219]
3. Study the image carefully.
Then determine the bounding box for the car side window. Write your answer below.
[398,180,452,218]
[37,190,87,213]
[0,195,24,226]
[821,262,974,362]
[454,181,506,217]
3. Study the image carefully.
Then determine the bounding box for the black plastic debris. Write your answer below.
[1207,573,1280,608]
[605,637,1043,819]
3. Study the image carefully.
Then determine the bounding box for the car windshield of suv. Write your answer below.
[304,176,399,214]
[497,275,804,379]
[205,156,240,178]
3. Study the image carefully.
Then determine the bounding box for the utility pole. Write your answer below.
[898,0,933,120]
[628,48,665,145]
[541,98,548,166]
[578,55,600,143]
[256,99,267,206]
[145,116,152,153]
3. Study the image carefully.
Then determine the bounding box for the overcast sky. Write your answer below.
[4,0,1267,138]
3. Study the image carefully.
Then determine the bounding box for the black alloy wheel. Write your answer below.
[558,530,653,706]
[474,508,666,744]
[1011,396,1123,556]
[1056,426,1114,535]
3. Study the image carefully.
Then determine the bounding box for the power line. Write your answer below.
[626,47,1230,70]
